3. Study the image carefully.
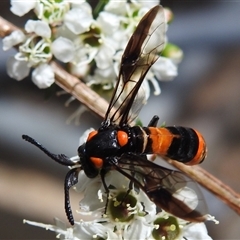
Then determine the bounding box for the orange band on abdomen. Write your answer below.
[148,127,176,155]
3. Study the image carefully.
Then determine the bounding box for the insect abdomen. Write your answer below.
[145,126,207,165]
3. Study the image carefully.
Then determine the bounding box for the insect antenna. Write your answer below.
[64,168,80,225]
[22,135,75,166]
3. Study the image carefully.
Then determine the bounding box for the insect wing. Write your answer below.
[116,155,207,222]
[104,5,166,126]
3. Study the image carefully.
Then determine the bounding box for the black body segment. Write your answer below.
[165,127,199,163]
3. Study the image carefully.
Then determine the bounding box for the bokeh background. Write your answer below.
[1,1,240,239]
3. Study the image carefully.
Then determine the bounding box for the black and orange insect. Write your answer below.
[22,5,207,225]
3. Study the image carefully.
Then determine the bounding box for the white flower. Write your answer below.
[3,20,52,68]
[10,0,37,16]
[67,10,122,88]
[152,213,215,240]
[35,0,70,24]
[32,63,55,88]
[74,170,158,239]
[70,22,121,80]
[17,35,52,67]
[2,30,25,51]
[12,20,52,67]
[6,56,30,81]
[51,37,75,63]
[3,17,54,86]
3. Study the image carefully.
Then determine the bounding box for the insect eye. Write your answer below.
[117,131,128,147]
[90,157,103,169]
[87,130,98,141]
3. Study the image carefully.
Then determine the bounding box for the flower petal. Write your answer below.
[25,20,51,38]
[51,37,75,63]
[6,56,30,81]
[95,43,115,69]
[153,57,178,81]
[64,7,93,35]
[123,218,153,239]
[32,64,55,88]
[73,221,118,239]
[10,0,36,17]
[2,30,25,51]
[97,12,120,36]
[104,1,128,15]
[79,179,103,211]
[183,223,213,240]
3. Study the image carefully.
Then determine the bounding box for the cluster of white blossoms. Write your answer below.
[23,167,213,240]
[24,169,215,239]
[3,0,182,96]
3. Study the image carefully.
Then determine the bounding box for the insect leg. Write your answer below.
[100,169,109,214]
[148,115,159,127]
[64,168,80,225]
[119,176,135,205]
[114,158,136,205]
[22,135,75,166]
